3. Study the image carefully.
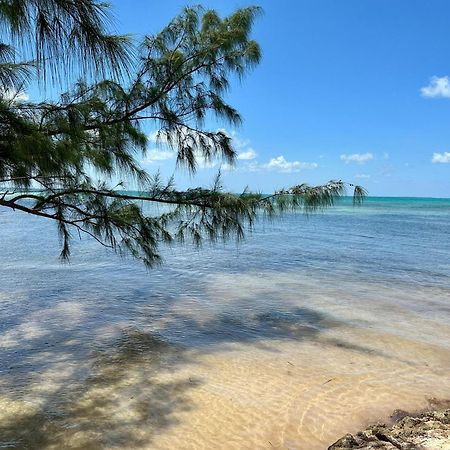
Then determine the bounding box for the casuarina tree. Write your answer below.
[0,1,366,266]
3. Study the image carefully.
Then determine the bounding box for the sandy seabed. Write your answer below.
[1,272,450,449]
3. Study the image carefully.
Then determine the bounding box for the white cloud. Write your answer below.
[432,152,450,163]
[340,153,374,164]
[196,157,219,169]
[1,88,29,102]
[144,148,175,163]
[355,174,371,179]
[217,128,250,149]
[218,129,257,161]
[237,148,257,160]
[145,129,258,169]
[220,163,233,171]
[144,148,226,168]
[252,155,318,173]
[421,76,450,98]
[144,131,174,163]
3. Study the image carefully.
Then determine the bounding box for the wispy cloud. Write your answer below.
[355,173,371,179]
[144,149,175,163]
[194,129,258,169]
[145,129,258,168]
[219,129,250,149]
[144,130,174,163]
[218,129,257,161]
[421,76,450,98]
[237,148,257,160]
[340,153,374,164]
[432,152,450,163]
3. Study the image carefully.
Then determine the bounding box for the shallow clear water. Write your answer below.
[0,197,449,449]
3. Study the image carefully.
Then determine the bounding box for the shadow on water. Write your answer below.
[0,290,400,449]
[0,330,196,449]
[161,307,337,347]
[147,305,402,362]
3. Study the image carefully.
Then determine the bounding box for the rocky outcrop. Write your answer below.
[328,409,450,450]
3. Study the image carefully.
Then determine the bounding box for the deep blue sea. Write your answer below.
[0,197,449,449]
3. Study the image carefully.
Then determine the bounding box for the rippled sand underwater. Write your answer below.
[1,271,450,450]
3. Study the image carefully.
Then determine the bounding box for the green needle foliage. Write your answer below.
[0,2,366,267]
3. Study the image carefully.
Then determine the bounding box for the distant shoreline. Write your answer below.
[3,188,450,201]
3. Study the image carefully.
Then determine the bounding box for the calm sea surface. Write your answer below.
[0,197,449,449]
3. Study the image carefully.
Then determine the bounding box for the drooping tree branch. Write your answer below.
[0,176,366,266]
[0,4,367,266]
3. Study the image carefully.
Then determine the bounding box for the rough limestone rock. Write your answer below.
[328,410,450,450]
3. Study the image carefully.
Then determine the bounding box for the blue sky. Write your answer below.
[52,1,450,196]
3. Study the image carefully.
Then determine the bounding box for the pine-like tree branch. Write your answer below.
[0,4,367,266]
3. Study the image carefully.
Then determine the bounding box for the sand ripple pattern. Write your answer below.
[0,271,449,449]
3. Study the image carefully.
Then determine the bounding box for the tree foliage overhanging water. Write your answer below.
[0,1,366,266]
